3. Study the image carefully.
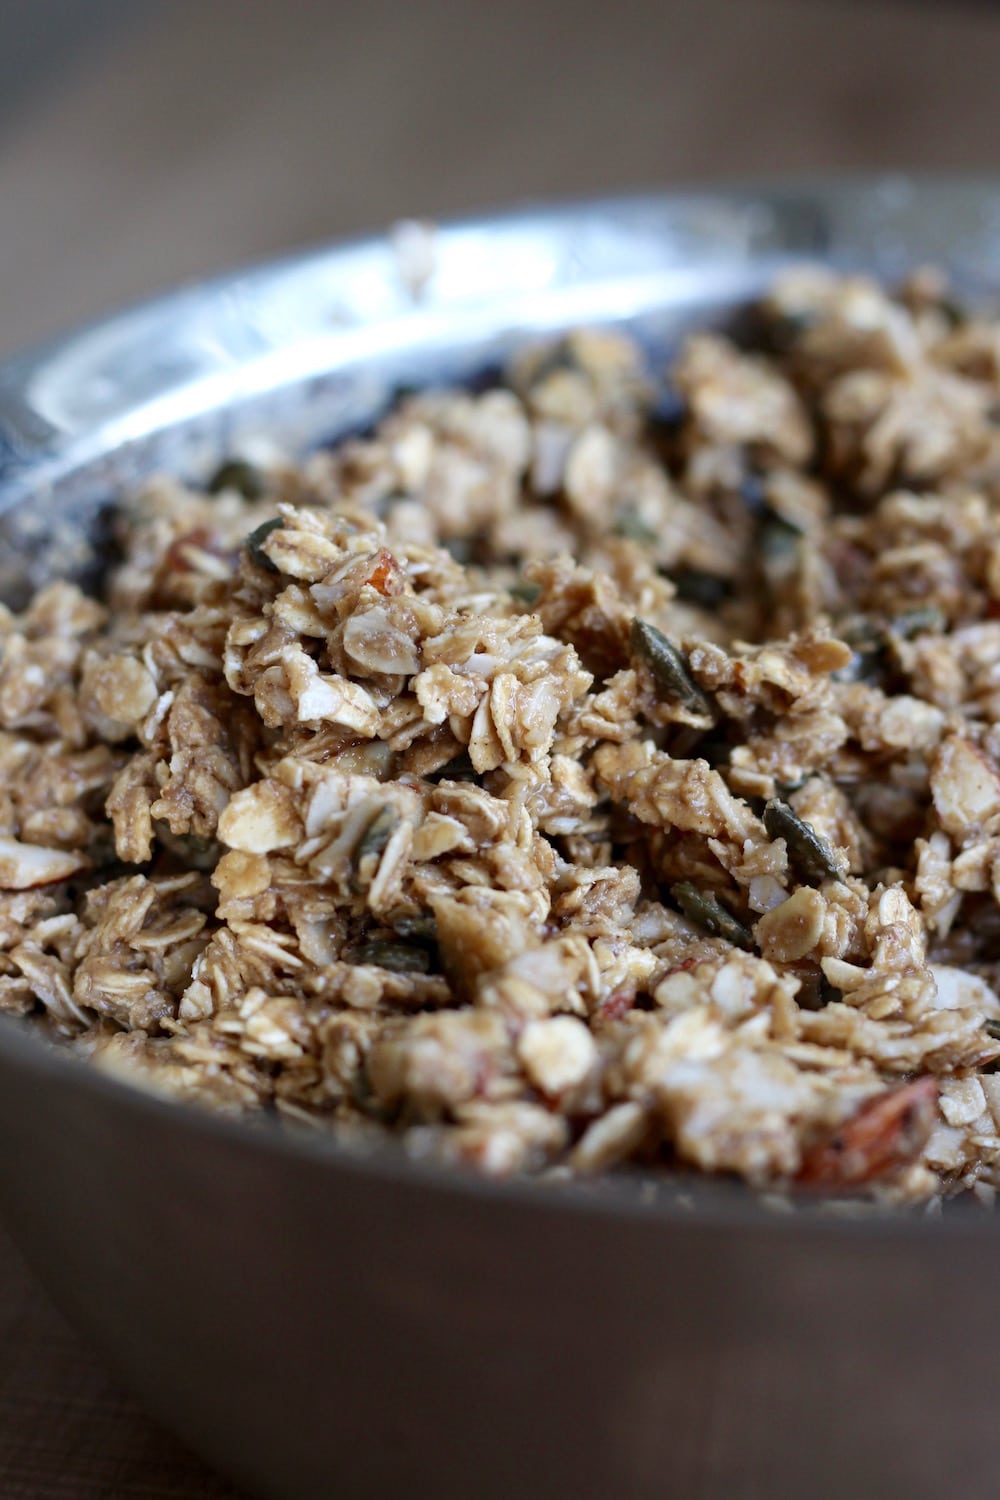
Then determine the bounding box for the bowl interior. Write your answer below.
[3,177,1000,1226]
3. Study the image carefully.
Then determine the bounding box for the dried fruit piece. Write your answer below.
[797,1077,938,1188]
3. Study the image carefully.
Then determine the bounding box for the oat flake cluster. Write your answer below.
[7,266,1000,1204]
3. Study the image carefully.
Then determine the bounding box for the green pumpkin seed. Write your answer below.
[672,568,731,608]
[984,1019,1000,1041]
[758,508,803,562]
[390,912,438,944]
[245,517,283,572]
[792,965,840,1012]
[614,513,658,545]
[351,940,432,974]
[889,605,948,640]
[510,579,542,606]
[630,618,714,720]
[427,750,477,784]
[672,881,753,950]
[764,799,843,885]
[355,807,399,865]
[208,458,266,499]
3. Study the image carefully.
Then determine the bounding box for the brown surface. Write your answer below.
[4,0,1000,1494]
[0,1225,239,1498]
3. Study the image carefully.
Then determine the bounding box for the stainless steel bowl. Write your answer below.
[1,180,1000,1500]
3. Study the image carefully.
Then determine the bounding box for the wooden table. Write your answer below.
[3,0,1000,1492]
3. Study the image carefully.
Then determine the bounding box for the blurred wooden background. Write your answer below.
[3,0,1000,1494]
[3,0,1000,357]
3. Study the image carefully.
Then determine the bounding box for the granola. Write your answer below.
[7,266,1000,1204]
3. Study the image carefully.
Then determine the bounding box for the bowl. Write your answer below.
[1,179,1000,1500]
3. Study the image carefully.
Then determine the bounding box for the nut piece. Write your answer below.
[517,1016,597,1097]
[81,653,157,740]
[218,782,301,854]
[931,736,1000,841]
[755,887,826,963]
[0,838,87,890]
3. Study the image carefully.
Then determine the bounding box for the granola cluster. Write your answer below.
[6,266,1000,1204]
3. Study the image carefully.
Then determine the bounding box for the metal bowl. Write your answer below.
[1,179,999,1500]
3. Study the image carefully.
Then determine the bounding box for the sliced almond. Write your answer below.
[0,838,87,890]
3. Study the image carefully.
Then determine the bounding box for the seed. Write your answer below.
[738,472,769,517]
[833,615,886,684]
[791,964,840,1011]
[510,579,542,606]
[351,940,432,974]
[758,508,802,562]
[766,306,820,353]
[671,881,753,950]
[672,568,731,608]
[353,807,399,869]
[614,512,658,545]
[208,458,266,499]
[889,605,948,640]
[648,386,686,435]
[390,912,438,945]
[630,618,714,720]
[427,750,478,784]
[245,518,283,572]
[763,799,843,885]
[937,297,966,330]
[444,537,474,565]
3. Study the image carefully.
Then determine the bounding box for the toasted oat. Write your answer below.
[7,265,1000,1205]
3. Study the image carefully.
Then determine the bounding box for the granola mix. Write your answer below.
[5,266,1000,1204]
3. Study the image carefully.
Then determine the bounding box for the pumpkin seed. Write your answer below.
[208,458,266,499]
[427,749,477,784]
[672,568,731,608]
[351,940,432,974]
[889,605,948,640]
[648,386,686,433]
[766,305,820,352]
[630,618,713,719]
[763,799,843,885]
[444,537,474,565]
[792,964,840,1012]
[984,1019,1000,1041]
[245,517,283,572]
[758,508,802,562]
[614,512,658,545]
[354,807,399,867]
[938,297,966,330]
[390,912,438,944]
[671,881,753,950]
[833,616,886,684]
[510,578,542,606]
[738,472,769,517]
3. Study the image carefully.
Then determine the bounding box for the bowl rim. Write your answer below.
[3,171,1000,1237]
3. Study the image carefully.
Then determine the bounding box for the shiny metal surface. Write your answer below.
[0,179,999,1499]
